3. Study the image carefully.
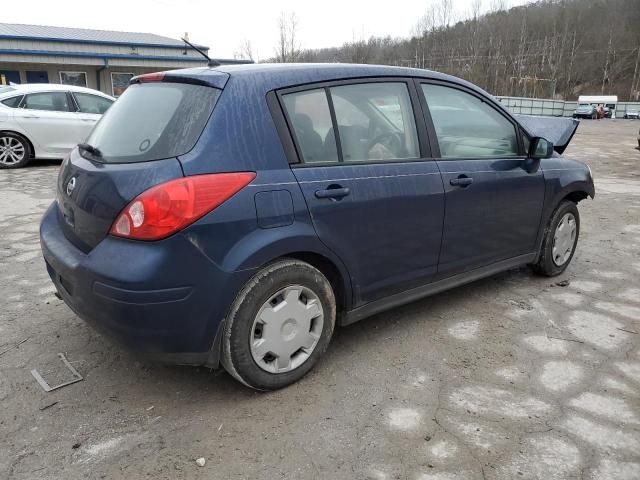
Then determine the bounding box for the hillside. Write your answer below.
[290,0,640,100]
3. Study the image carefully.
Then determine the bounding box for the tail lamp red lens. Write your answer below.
[110,172,256,241]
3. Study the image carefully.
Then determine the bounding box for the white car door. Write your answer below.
[72,92,114,141]
[14,91,83,156]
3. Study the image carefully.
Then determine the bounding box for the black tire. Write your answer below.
[221,259,336,390]
[531,201,580,277]
[0,132,32,169]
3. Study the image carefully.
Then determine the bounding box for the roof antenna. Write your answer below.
[182,36,220,67]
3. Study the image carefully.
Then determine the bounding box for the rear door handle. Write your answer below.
[450,176,473,187]
[315,187,350,199]
[24,114,40,119]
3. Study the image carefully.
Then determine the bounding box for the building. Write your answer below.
[0,23,245,96]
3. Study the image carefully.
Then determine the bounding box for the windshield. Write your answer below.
[85,82,221,163]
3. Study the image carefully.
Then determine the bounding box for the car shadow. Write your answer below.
[25,159,63,169]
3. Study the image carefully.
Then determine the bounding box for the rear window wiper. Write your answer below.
[78,143,102,158]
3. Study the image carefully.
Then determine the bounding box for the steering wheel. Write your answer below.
[368,132,403,157]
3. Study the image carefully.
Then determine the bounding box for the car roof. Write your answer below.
[0,83,114,99]
[166,63,487,96]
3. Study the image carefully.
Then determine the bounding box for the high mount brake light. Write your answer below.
[110,172,256,241]
[136,72,166,83]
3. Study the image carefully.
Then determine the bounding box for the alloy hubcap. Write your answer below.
[552,213,577,266]
[250,285,324,373]
[0,137,26,165]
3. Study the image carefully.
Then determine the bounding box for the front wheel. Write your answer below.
[222,259,336,390]
[531,201,580,277]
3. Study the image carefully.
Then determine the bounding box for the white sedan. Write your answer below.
[0,84,114,168]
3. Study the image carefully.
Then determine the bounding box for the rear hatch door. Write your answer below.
[57,73,226,251]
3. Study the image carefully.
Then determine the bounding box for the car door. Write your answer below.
[14,91,81,155]
[281,79,445,306]
[71,92,114,141]
[418,81,545,278]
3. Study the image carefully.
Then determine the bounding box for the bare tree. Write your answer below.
[439,0,453,28]
[275,11,301,63]
[234,39,254,61]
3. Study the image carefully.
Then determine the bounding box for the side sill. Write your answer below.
[342,253,536,326]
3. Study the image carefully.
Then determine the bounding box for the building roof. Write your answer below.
[578,95,618,102]
[0,83,114,99]
[0,22,208,50]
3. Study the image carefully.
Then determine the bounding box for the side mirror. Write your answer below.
[530,137,554,159]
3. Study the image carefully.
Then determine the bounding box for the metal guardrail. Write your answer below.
[495,96,640,118]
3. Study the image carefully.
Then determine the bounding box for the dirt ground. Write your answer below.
[1,119,639,480]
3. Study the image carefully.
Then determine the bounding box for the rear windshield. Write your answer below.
[85,82,220,163]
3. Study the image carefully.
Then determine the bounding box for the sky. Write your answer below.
[3,0,530,60]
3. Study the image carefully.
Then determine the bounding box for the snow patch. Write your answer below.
[388,408,422,431]
[523,335,569,355]
[615,362,640,383]
[416,472,472,480]
[552,292,583,307]
[591,269,627,280]
[449,385,552,419]
[601,376,637,395]
[453,422,508,451]
[594,301,640,320]
[447,320,479,341]
[591,459,640,480]
[85,437,125,457]
[566,311,625,351]
[495,366,527,382]
[429,440,458,459]
[493,434,581,480]
[539,361,583,392]
[569,392,639,425]
[618,288,640,304]
[561,414,640,453]
[569,280,602,293]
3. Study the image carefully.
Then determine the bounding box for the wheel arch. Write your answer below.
[280,251,351,322]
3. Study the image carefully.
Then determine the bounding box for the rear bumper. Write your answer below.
[39,202,254,366]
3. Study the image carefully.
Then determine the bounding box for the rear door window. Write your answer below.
[73,93,113,114]
[282,82,420,164]
[282,89,338,163]
[23,92,72,112]
[329,82,419,162]
[85,82,220,163]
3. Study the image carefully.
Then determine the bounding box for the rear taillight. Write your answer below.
[110,172,255,241]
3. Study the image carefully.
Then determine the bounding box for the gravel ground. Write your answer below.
[1,119,639,480]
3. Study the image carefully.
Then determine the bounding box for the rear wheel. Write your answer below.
[222,259,336,390]
[531,201,580,277]
[0,132,31,169]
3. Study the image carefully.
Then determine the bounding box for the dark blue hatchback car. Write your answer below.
[40,64,594,389]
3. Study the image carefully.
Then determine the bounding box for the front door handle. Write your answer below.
[450,175,473,187]
[315,187,350,199]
